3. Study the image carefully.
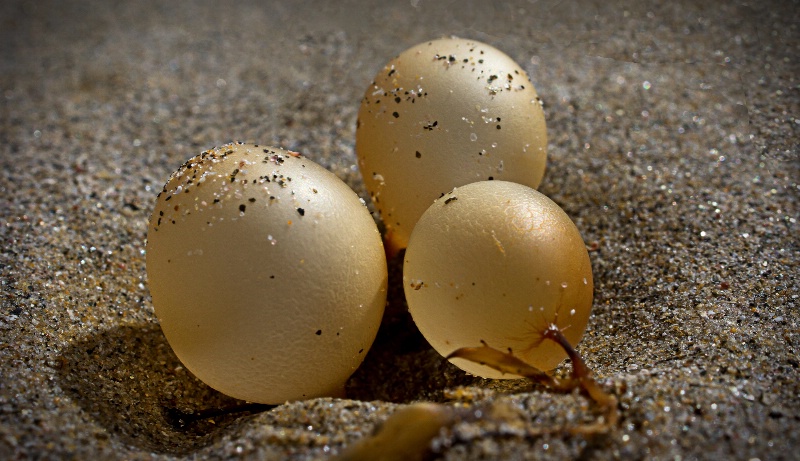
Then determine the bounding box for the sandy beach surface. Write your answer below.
[1,1,798,459]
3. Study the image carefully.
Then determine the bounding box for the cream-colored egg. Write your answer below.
[146,143,387,404]
[356,37,547,254]
[403,181,592,379]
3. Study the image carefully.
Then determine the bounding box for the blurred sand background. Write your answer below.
[1,0,798,459]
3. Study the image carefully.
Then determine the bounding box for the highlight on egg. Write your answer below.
[403,181,593,379]
[356,37,548,254]
[146,142,388,404]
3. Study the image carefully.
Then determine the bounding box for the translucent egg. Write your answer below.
[356,37,548,254]
[403,181,592,378]
[146,143,387,403]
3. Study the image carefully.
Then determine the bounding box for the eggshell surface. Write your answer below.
[357,38,547,253]
[146,143,387,403]
[403,181,592,379]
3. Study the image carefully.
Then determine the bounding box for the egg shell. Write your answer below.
[356,37,547,254]
[146,143,387,403]
[403,181,592,379]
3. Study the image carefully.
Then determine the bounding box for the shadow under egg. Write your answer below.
[55,323,270,455]
[346,250,487,403]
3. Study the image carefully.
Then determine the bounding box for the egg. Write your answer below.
[403,181,593,379]
[146,142,387,404]
[356,37,547,254]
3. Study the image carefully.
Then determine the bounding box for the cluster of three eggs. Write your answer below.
[146,38,593,403]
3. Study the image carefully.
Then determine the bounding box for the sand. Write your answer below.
[1,0,797,459]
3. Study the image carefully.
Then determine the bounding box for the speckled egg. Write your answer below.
[146,142,387,404]
[356,37,547,254]
[403,181,592,379]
